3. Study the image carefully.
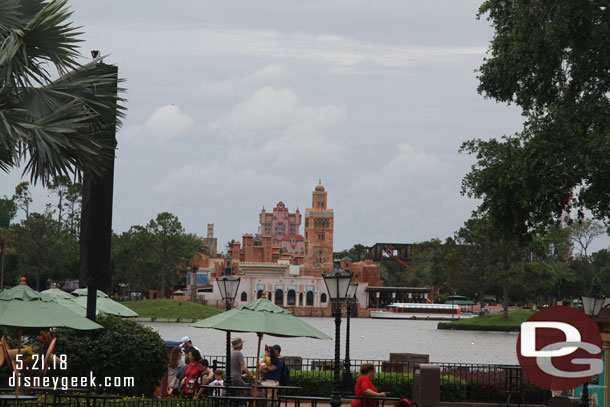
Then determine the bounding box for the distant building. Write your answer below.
[203,224,217,256]
[304,183,334,266]
[228,234,304,265]
[257,202,304,256]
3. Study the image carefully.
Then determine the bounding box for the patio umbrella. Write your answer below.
[192,297,330,396]
[71,288,138,317]
[0,278,102,396]
[40,287,96,316]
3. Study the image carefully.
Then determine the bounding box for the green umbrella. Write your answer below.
[193,298,330,339]
[0,279,103,397]
[192,298,330,395]
[71,288,138,317]
[0,283,102,330]
[40,287,98,316]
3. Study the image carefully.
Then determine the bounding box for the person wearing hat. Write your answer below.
[231,337,255,390]
[180,336,200,353]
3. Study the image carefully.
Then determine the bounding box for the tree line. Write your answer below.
[0,181,204,297]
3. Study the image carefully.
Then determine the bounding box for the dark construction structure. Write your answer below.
[79,63,119,320]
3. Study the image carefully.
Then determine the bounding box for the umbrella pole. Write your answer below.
[253,333,263,401]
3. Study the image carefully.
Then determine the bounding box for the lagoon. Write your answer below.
[142,317,518,365]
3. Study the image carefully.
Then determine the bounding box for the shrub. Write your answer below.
[54,315,168,396]
[287,371,466,401]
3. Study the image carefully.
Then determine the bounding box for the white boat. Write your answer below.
[370,302,474,320]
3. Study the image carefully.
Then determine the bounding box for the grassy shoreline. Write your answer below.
[437,309,534,331]
[120,298,222,320]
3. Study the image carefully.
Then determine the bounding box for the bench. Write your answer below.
[278,395,331,407]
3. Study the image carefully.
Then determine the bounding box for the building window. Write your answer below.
[318,232,325,240]
[299,292,304,306]
[241,292,247,302]
[306,291,314,306]
[257,290,263,299]
[287,290,296,306]
[321,293,327,303]
[275,289,283,305]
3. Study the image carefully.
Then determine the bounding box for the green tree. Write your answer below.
[111,226,156,293]
[147,212,203,297]
[47,175,82,236]
[569,218,606,259]
[0,0,125,184]
[8,211,77,289]
[463,0,610,236]
[0,197,16,228]
[12,181,32,220]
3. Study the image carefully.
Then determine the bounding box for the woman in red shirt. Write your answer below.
[352,363,388,407]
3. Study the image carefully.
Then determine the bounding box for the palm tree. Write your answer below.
[0,0,125,185]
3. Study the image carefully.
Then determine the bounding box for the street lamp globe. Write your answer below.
[582,281,605,318]
[347,283,358,300]
[323,260,352,301]
[217,263,241,304]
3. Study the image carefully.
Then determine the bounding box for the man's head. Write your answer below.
[183,346,194,363]
[272,344,281,355]
[231,337,244,350]
[198,359,209,371]
[180,336,192,348]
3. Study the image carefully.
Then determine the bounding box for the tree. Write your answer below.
[569,218,606,258]
[0,0,124,184]
[47,176,82,236]
[0,197,16,228]
[464,0,610,232]
[147,213,203,297]
[9,211,78,290]
[12,181,32,220]
[111,226,156,293]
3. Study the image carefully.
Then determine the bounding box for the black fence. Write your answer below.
[203,355,547,404]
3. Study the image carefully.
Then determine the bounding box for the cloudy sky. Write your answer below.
[3,1,608,252]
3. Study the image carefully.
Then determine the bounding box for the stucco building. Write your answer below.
[304,183,334,266]
[257,202,305,256]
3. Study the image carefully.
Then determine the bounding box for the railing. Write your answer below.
[203,355,548,404]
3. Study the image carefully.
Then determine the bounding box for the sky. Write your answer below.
[3,0,609,253]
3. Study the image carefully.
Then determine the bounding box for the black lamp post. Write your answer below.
[580,281,605,407]
[342,283,358,396]
[217,261,240,391]
[323,260,353,407]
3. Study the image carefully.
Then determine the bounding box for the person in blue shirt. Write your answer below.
[260,345,284,404]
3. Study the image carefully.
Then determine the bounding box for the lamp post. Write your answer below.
[580,281,605,407]
[216,261,240,391]
[323,260,353,407]
[342,283,358,396]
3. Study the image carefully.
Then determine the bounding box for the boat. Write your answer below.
[370,302,473,320]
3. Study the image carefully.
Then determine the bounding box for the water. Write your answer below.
[141,317,518,365]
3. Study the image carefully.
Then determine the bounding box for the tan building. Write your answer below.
[304,183,334,266]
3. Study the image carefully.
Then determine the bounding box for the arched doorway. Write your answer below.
[287,290,296,305]
[241,292,247,302]
[275,289,284,305]
[306,291,314,306]
[320,293,327,303]
[257,290,263,299]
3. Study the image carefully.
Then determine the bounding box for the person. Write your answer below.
[231,337,255,388]
[260,345,284,405]
[171,347,192,396]
[180,336,201,353]
[272,344,289,385]
[167,347,185,396]
[352,363,387,407]
[209,370,225,396]
[181,348,202,397]
[193,359,215,399]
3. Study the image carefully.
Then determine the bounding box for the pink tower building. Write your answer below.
[257,201,304,256]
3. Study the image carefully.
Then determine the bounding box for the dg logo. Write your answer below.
[517,306,603,391]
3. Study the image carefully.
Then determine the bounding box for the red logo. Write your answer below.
[516,306,602,391]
